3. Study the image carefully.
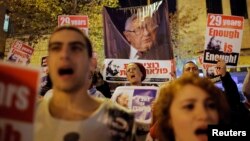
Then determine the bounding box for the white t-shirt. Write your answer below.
[34,97,135,141]
[43,89,105,99]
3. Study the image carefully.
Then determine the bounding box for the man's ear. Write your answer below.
[123,31,131,42]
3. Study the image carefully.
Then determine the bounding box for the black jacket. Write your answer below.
[221,72,250,126]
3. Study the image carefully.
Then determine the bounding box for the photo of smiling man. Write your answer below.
[123,15,159,59]
[103,0,173,60]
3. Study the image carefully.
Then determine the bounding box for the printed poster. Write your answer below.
[102,0,173,84]
[0,61,40,141]
[103,59,173,83]
[197,55,221,82]
[58,15,89,35]
[6,40,34,65]
[40,56,48,88]
[203,14,244,66]
[111,86,158,125]
[103,0,173,60]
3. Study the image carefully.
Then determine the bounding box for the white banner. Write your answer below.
[103,59,173,83]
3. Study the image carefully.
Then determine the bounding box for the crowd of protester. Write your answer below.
[32,26,250,141]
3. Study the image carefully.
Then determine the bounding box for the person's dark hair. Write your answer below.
[49,26,93,58]
[154,73,230,141]
[133,62,146,81]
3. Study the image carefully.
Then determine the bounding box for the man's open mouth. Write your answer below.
[58,68,74,76]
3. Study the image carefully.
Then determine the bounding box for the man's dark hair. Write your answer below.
[49,26,93,58]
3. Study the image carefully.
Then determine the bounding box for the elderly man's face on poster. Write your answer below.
[124,15,158,52]
[207,36,222,52]
[207,67,215,77]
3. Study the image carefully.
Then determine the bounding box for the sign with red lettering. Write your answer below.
[203,14,244,66]
[0,61,40,141]
[103,59,173,83]
[197,55,221,82]
[58,15,88,35]
[6,40,34,65]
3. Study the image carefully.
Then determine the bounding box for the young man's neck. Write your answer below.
[49,86,102,120]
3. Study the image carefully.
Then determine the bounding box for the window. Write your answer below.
[230,0,248,19]
[168,0,176,13]
[206,0,223,14]
[3,14,10,32]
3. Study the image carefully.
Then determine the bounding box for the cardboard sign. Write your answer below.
[58,15,88,35]
[103,59,173,83]
[0,61,40,141]
[6,40,34,65]
[203,14,244,66]
[111,86,158,125]
[197,55,221,82]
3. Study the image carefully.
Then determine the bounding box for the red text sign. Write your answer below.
[0,62,40,122]
[58,15,88,28]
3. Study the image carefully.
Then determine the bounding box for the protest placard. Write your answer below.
[203,14,244,66]
[58,15,88,35]
[6,40,34,65]
[111,86,158,125]
[103,59,173,84]
[0,61,40,141]
[197,55,221,82]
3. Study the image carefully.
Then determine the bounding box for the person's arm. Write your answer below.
[216,58,241,107]
[220,72,241,105]
[242,69,250,100]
